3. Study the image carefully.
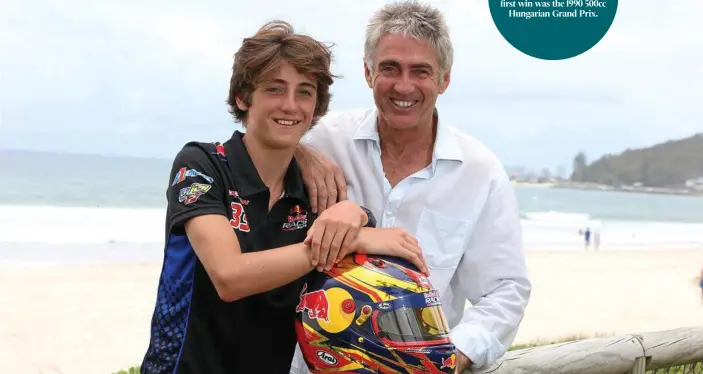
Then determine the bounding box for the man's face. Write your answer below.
[237,60,318,150]
[365,33,450,130]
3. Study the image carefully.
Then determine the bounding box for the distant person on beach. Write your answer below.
[594,230,601,250]
[289,2,532,372]
[699,267,703,301]
[139,21,426,374]
[584,227,591,249]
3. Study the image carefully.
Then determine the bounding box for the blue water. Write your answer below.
[515,187,703,223]
[0,149,172,208]
[3,149,703,223]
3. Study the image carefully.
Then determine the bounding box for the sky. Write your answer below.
[1,0,701,172]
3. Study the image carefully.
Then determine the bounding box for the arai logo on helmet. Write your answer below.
[316,350,338,366]
[378,302,391,309]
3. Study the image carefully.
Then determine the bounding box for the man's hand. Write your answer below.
[348,227,429,275]
[295,144,347,213]
[304,200,365,271]
[454,351,472,374]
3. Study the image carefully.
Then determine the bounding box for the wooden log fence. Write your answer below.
[467,326,703,374]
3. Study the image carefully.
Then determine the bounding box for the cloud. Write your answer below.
[0,0,701,169]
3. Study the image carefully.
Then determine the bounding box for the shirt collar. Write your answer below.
[353,107,463,163]
[223,131,307,201]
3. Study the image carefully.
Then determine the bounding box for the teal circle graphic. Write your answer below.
[489,0,618,60]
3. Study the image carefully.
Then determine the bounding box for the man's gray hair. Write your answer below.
[364,1,454,77]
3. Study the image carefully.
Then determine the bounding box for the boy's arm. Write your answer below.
[167,144,362,301]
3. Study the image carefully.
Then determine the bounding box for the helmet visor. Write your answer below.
[374,291,451,344]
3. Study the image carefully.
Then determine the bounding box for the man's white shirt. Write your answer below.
[289,108,531,372]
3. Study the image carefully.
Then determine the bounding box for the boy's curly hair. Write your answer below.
[227,21,337,127]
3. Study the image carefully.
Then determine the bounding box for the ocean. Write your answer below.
[1,149,702,252]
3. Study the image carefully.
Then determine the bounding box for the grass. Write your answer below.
[113,368,140,374]
[647,362,703,374]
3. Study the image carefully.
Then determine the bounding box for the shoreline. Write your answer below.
[3,202,703,249]
[515,181,703,197]
[2,248,702,374]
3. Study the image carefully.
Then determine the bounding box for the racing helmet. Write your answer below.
[295,253,457,373]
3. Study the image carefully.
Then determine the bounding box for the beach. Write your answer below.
[1,246,701,374]
[513,249,703,345]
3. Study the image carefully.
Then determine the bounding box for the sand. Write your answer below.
[1,249,702,374]
[0,261,160,374]
[512,249,703,345]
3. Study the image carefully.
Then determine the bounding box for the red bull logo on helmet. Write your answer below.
[296,283,329,322]
[440,353,456,370]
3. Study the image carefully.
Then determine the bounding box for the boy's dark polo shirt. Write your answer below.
[140,131,319,374]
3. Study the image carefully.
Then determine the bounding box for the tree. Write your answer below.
[573,133,703,187]
[570,151,588,182]
[539,167,552,182]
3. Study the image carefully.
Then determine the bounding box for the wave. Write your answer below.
[521,210,703,249]
[1,205,702,250]
[524,211,591,222]
[0,204,165,245]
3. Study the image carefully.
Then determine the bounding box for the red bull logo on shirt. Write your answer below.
[282,205,308,231]
[210,143,228,162]
[296,283,329,322]
[228,190,249,205]
[215,144,226,157]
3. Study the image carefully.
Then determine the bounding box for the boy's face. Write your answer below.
[237,60,318,150]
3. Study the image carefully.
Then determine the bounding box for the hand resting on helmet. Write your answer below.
[348,227,429,276]
[303,200,368,272]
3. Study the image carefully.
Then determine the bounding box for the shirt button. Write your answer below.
[385,211,392,218]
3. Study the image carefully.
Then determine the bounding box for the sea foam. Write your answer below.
[0,204,165,245]
[1,205,702,251]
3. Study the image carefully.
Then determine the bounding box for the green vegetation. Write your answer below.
[570,133,703,187]
[647,362,703,374]
[113,367,139,374]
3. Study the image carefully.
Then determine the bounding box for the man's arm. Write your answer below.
[450,169,532,370]
[296,111,364,213]
[295,143,347,213]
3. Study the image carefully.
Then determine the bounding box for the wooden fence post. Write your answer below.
[630,356,647,374]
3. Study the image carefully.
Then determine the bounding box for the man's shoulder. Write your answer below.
[314,108,374,134]
[445,126,506,172]
[302,108,375,149]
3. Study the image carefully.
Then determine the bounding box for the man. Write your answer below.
[290,1,531,372]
